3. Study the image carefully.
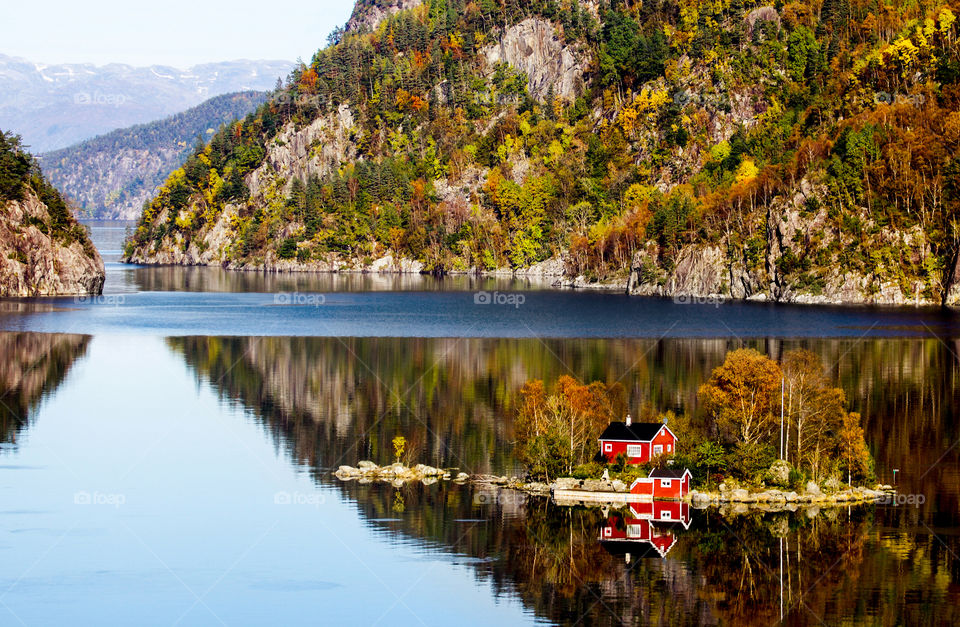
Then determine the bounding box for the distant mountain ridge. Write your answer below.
[40,91,270,220]
[0,54,292,152]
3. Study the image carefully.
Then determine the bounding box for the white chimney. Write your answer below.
[625,414,632,426]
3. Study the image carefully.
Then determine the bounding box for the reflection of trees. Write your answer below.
[0,332,90,446]
[170,336,960,501]
[169,335,960,625]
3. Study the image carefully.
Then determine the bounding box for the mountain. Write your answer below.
[38,91,270,220]
[0,55,291,152]
[0,131,103,296]
[123,0,960,306]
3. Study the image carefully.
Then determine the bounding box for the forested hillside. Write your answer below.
[125,0,960,305]
[40,91,269,219]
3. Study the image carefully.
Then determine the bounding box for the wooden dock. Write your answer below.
[552,489,654,505]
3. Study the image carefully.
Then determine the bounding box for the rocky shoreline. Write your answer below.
[335,462,893,510]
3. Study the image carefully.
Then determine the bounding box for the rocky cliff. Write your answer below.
[627,180,944,306]
[0,189,104,296]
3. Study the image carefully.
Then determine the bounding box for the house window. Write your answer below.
[604,443,612,452]
[626,445,643,457]
[662,510,672,520]
[660,479,672,488]
[653,444,663,456]
[604,527,612,537]
[626,525,644,537]
[666,444,672,453]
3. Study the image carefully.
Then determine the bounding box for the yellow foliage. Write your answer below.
[735,157,759,183]
[174,210,193,230]
[939,7,956,34]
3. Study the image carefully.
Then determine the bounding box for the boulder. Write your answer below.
[611,480,628,492]
[766,460,791,486]
[357,461,378,471]
[690,491,712,507]
[337,465,358,476]
[783,491,799,501]
[455,472,470,482]
[414,464,443,476]
[730,488,750,501]
[554,478,581,490]
[822,477,842,493]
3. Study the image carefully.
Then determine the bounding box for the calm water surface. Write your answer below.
[0,222,957,625]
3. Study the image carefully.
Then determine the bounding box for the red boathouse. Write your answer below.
[598,415,677,464]
[630,468,693,500]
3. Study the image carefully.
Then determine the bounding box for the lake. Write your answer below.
[0,222,958,625]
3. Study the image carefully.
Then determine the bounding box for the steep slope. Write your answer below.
[124,0,960,306]
[0,132,104,296]
[0,55,291,152]
[39,91,270,220]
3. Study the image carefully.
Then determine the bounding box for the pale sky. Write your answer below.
[4,0,355,67]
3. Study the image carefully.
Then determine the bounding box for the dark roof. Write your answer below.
[649,467,690,479]
[598,422,665,442]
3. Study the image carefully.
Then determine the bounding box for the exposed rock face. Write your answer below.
[628,178,939,306]
[482,18,587,101]
[247,104,358,200]
[0,190,104,296]
[346,0,424,33]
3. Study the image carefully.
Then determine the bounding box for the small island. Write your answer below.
[338,348,893,513]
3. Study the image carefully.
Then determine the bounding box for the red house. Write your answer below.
[630,468,692,500]
[598,415,677,464]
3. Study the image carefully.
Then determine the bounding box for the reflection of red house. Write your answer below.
[630,468,692,500]
[599,502,691,559]
[627,500,692,529]
[598,415,677,464]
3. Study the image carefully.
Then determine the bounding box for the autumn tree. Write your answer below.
[698,348,783,447]
[515,376,625,480]
[780,349,877,481]
[837,411,872,483]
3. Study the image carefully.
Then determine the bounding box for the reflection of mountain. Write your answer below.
[133,265,553,293]
[170,335,960,625]
[0,332,90,446]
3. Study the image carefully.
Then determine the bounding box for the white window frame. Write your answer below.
[666,443,672,453]
[653,444,663,456]
[661,510,673,520]
[604,443,613,452]
[626,524,645,538]
[660,479,672,488]
[626,444,643,457]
